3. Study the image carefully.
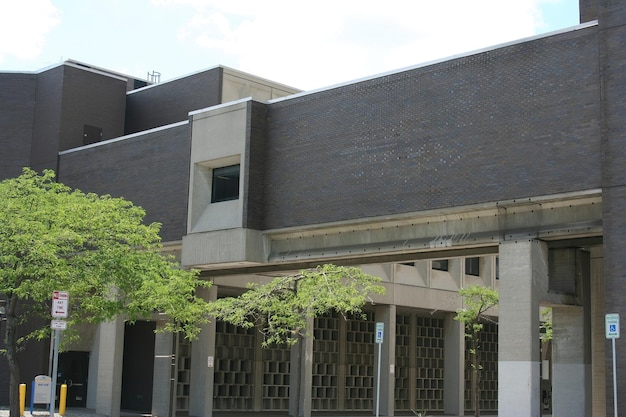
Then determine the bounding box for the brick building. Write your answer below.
[1,1,624,416]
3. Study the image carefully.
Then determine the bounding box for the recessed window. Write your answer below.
[495,257,499,280]
[465,257,480,276]
[432,259,449,271]
[211,165,240,203]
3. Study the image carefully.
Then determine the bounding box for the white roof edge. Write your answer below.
[269,21,599,105]
[127,64,222,95]
[188,96,253,117]
[59,120,189,155]
[0,60,141,83]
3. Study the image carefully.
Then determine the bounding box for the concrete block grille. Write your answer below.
[415,316,445,412]
[174,337,191,414]
[344,315,376,410]
[262,346,290,410]
[312,314,340,410]
[464,321,498,412]
[394,314,445,412]
[213,321,255,410]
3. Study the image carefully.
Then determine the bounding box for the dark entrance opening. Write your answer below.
[57,351,90,408]
[121,321,156,413]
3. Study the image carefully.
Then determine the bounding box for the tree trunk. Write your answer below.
[471,336,480,417]
[6,294,21,417]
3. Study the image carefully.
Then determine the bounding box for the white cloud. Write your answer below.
[0,0,60,63]
[155,0,551,89]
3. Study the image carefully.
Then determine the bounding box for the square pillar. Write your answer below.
[375,304,396,417]
[290,316,313,417]
[552,306,590,417]
[498,239,546,417]
[189,285,218,417]
[444,313,465,416]
[95,318,125,417]
[152,326,175,417]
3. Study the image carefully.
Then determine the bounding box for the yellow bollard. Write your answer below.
[19,384,25,416]
[59,384,67,416]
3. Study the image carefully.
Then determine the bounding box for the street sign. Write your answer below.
[52,291,69,318]
[51,320,67,330]
[375,322,384,344]
[606,313,620,339]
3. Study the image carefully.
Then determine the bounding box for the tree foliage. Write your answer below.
[208,264,385,417]
[454,284,499,417]
[209,264,386,347]
[0,168,211,416]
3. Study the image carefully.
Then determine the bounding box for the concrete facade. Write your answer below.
[1,1,624,415]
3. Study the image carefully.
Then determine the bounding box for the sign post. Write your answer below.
[606,313,620,417]
[375,322,384,417]
[50,291,69,417]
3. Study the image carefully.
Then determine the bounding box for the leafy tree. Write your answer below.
[0,169,211,417]
[454,284,499,417]
[208,264,386,417]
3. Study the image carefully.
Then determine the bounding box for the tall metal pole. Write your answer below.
[376,342,381,417]
[50,328,60,417]
[613,337,618,417]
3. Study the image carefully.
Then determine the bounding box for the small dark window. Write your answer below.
[83,125,102,145]
[212,165,240,203]
[465,257,480,276]
[432,259,449,271]
[495,257,499,280]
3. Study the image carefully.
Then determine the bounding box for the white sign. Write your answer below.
[207,356,214,368]
[606,313,620,339]
[51,320,67,330]
[33,375,52,404]
[375,322,384,344]
[52,291,69,318]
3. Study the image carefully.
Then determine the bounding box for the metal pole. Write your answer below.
[613,337,618,417]
[50,328,60,417]
[376,342,381,417]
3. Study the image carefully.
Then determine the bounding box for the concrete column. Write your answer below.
[95,318,125,417]
[375,304,396,417]
[444,313,465,416]
[498,239,545,417]
[152,325,175,417]
[552,306,590,417]
[590,247,605,417]
[290,316,313,417]
[189,285,218,417]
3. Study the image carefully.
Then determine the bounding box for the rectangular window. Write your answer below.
[432,259,449,271]
[495,257,499,280]
[465,257,480,276]
[211,164,240,203]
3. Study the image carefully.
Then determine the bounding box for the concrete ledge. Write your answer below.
[182,228,267,268]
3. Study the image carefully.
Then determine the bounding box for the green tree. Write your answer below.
[454,284,499,417]
[0,169,211,417]
[208,264,386,417]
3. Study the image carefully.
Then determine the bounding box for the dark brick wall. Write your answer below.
[597,2,626,413]
[580,0,599,22]
[124,68,222,135]
[58,65,127,151]
[0,73,37,180]
[262,27,601,230]
[30,66,64,173]
[244,101,269,230]
[58,124,191,242]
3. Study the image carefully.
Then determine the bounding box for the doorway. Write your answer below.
[57,351,89,408]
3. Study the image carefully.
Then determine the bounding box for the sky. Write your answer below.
[0,0,580,91]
